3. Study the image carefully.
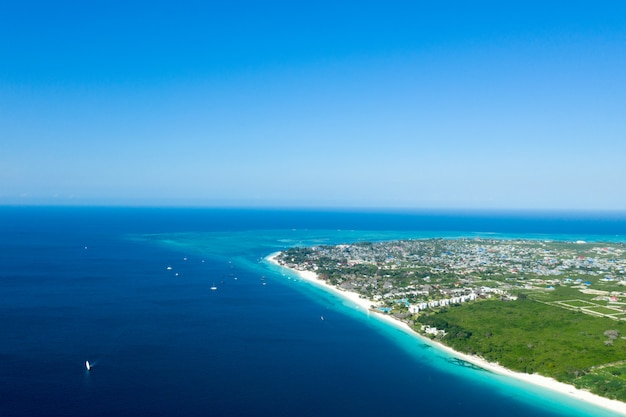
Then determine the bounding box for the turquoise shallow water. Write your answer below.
[1,207,625,416]
[143,228,626,417]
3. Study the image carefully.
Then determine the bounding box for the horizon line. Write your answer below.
[1,203,625,215]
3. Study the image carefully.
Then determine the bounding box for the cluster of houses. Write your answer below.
[292,239,626,282]
[408,293,478,313]
[277,238,626,317]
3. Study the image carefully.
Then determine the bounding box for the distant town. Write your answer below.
[276,238,626,321]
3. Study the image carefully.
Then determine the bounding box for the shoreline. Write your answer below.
[266,252,626,417]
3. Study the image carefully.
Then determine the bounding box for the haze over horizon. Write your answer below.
[2,1,625,210]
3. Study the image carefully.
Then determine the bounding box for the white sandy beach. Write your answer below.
[266,252,626,417]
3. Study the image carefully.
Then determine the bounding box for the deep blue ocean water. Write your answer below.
[1,207,626,417]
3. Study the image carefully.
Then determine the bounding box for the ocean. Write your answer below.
[1,207,625,417]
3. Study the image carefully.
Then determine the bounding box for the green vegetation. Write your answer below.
[560,300,597,308]
[586,306,622,315]
[416,299,626,401]
[576,362,626,400]
[276,238,626,403]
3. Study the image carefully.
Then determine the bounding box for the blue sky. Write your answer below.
[1,1,625,209]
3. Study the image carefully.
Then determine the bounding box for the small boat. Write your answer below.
[320,316,325,321]
[85,360,91,371]
[166,266,172,270]
[210,283,217,291]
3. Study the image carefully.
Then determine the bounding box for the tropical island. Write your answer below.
[271,238,626,408]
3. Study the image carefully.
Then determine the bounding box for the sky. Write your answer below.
[1,1,625,210]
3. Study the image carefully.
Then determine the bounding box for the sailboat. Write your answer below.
[85,360,91,371]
